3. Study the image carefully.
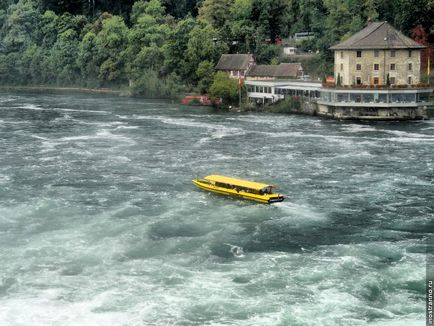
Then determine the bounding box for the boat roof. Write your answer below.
[204,175,274,190]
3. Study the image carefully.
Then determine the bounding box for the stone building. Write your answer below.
[215,54,255,80]
[330,21,425,86]
[244,22,432,120]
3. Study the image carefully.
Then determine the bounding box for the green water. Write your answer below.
[0,93,433,325]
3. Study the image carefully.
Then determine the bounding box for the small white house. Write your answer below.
[283,47,297,56]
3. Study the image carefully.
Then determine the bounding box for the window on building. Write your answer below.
[374,50,379,57]
[340,51,343,58]
[390,50,396,57]
[408,63,412,71]
[390,63,396,70]
[356,64,361,70]
[340,63,343,71]
[356,77,362,85]
[356,50,362,58]
[373,77,379,85]
[374,64,379,70]
[390,77,396,84]
[408,76,412,84]
[408,50,412,57]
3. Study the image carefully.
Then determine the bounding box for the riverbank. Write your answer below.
[0,85,127,96]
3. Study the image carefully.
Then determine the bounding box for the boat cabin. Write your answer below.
[202,175,276,196]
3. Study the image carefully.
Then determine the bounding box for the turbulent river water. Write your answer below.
[0,92,433,325]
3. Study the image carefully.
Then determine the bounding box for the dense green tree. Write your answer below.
[19,44,46,83]
[161,0,199,18]
[39,0,136,21]
[1,1,17,11]
[250,0,289,43]
[0,53,20,84]
[225,0,255,53]
[164,17,196,79]
[1,0,41,52]
[0,0,433,95]
[208,71,239,105]
[185,21,228,83]
[392,0,434,36]
[77,31,99,84]
[39,10,59,48]
[196,60,215,94]
[94,15,129,84]
[198,0,234,30]
[49,28,80,84]
[125,0,171,93]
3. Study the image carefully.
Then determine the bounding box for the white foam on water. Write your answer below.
[225,243,245,258]
[370,317,424,326]
[132,115,247,136]
[0,97,16,103]
[388,136,434,143]
[19,104,44,111]
[31,135,50,141]
[378,129,434,143]
[0,174,11,185]
[271,201,328,224]
[331,150,373,159]
[0,119,31,125]
[259,130,377,146]
[341,124,379,133]
[383,129,434,138]
[115,125,139,130]
[0,291,131,326]
[111,155,131,163]
[51,108,110,114]
[56,129,136,145]
[8,104,110,115]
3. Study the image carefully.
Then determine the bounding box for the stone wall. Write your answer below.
[317,103,428,120]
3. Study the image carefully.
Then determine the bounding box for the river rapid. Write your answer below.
[0,93,433,325]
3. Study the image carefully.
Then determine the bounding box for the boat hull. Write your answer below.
[192,179,284,204]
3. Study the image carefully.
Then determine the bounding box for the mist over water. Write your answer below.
[0,93,432,325]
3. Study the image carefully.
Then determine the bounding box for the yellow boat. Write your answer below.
[192,175,285,204]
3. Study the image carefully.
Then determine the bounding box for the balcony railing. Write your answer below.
[321,83,432,89]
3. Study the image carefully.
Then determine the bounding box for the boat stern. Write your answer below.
[267,194,285,203]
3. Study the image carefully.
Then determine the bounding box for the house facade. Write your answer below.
[215,54,255,79]
[330,22,425,86]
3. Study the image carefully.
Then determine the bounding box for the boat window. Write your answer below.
[260,187,273,194]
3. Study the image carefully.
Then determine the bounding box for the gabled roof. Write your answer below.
[248,65,277,77]
[275,63,303,77]
[215,54,254,71]
[330,21,425,50]
[247,63,303,78]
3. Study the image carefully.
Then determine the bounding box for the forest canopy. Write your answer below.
[0,0,433,98]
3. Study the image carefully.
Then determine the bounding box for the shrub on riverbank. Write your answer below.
[268,97,302,113]
[129,70,186,99]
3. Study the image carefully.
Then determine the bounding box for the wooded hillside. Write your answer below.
[0,0,432,98]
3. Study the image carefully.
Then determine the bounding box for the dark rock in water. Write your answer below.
[60,264,84,276]
[0,278,16,296]
[232,276,250,284]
